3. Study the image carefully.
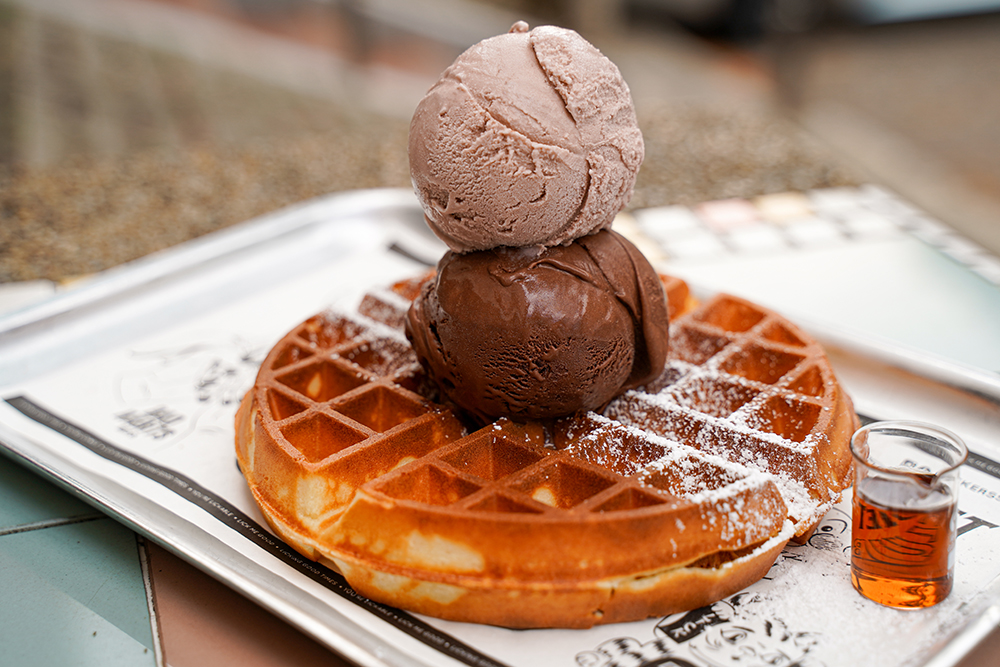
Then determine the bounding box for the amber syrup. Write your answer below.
[851,475,956,608]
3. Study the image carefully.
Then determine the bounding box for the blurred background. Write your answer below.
[1,0,999,286]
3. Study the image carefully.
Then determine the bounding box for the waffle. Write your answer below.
[235,274,856,628]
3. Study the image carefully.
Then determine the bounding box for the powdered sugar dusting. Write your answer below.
[316,308,418,378]
[746,523,972,667]
[565,413,785,539]
[319,308,409,346]
[605,351,846,536]
[358,287,413,330]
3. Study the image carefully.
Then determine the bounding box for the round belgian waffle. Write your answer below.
[235,274,857,628]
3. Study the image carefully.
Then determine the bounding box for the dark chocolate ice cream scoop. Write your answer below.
[405,229,668,422]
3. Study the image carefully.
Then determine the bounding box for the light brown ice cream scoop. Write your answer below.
[409,22,644,253]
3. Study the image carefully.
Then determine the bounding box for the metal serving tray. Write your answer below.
[1,189,998,667]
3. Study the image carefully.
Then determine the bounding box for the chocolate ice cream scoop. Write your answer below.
[405,230,668,422]
[408,22,644,253]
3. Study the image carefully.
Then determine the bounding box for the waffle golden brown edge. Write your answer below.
[235,273,857,628]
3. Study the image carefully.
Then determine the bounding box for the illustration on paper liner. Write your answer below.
[576,511,851,667]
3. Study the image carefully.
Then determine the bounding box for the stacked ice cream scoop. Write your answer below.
[405,22,669,422]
